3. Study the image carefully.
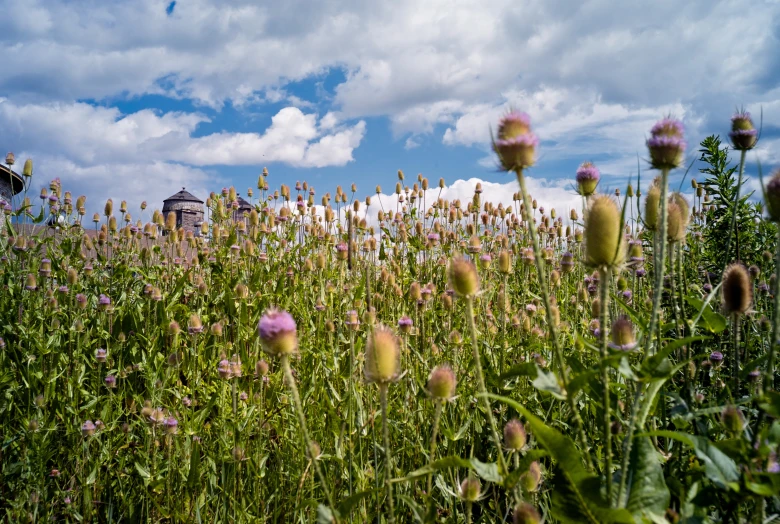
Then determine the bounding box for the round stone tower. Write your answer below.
[162,188,204,233]
[0,164,24,203]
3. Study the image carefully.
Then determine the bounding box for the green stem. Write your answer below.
[645,168,671,355]
[514,168,592,468]
[280,354,337,517]
[465,296,507,474]
[379,383,395,524]
[427,401,443,503]
[598,267,613,504]
[725,149,747,265]
[767,228,780,390]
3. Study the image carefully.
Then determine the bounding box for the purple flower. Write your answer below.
[182,396,192,407]
[164,417,178,435]
[258,309,298,356]
[650,118,685,137]
[703,283,713,294]
[730,111,758,151]
[427,232,440,242]
[709,351,724,366]
[48,195,58,204]
[104,375,116,388]
[58,285,69,293]
[81,420,96,436]
[635,268,646,278]
[95,348,107,363]
[98,294,111,307]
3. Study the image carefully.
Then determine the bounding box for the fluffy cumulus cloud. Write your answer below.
[0,98,365,213]
[0,0,778,212]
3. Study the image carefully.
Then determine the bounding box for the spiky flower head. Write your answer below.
[584,195,625,268]
[258,309,298,356]
[513,503,542,524]
[503,419,527,450]
[448,257,480,297]
[722,263,752,315]
[729,111,758,151]
[643,179,662,230]
[493,110,538,171]
[576,162,600,196]
[721,405,745,433]
[364,325,400,384]
[608,316,637,351]
[427,364,456,400]
[647,117,685,170]
[521,461,542,492]
[764,168,780,222]
[459,477,481,502]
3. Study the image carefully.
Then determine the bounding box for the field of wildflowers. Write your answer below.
[1,111,780,523]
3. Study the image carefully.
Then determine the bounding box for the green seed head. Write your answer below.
[365,325,400,384]
[584,195,625,268]
[459,477,481,502]
[513,503,542,524]
[448,257,479,297]
[427,365,457,400]
[503,419,527,450]
[644,184,661,231]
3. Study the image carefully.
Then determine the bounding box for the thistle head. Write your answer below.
[643,181,662,230]
[427,364,456,400]
[721,405,745,433]
[647,117,685,170]
[764,168,780,222]
[584,195,625,268]
[258,309,298,356]
[722,263,752,315]
[729,111,758,151]
[608,316,637,351]
[364,325,400,384]
[575,162,600,196]
[493,111,538,171]
[459,477,481,502]
[448,257,479,297]
[513,503,542,524]
[503,419,527,450]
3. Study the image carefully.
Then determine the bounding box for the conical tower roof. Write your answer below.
[163,187,203,204]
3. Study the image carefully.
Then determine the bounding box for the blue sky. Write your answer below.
[1,0,779,215]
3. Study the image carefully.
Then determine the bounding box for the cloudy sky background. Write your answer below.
[1,0,779,218]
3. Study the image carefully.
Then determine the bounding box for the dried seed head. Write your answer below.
[722,264,752,315]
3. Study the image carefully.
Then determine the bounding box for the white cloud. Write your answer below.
[0,100,366,169]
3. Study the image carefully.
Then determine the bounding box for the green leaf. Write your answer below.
[686,297,726,334]
[187,440,202,489]
[620,436,670,520]
[642,431,739,490]
[316,504,335,524]
[485,394,634,523]
[336,490,376,516]
[393,456,471,483]
[471,458,501,483]
[135,461,151,479]
[531,365,566,399]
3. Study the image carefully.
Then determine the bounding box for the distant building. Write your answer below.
[0,164,23,202]
[233,195,253,222]
[162,188,204,233]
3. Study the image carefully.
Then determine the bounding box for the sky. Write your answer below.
[1,0,779,219]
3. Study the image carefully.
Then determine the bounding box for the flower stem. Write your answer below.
[767,228,780,389]
[514,168,592,468]
[725,149,747,265]
[645,167,671,354]
[280,354,337,518]
[598,267,613,504]
[427,401,443,505]
[379,383,395,524]
[465,296,507,474]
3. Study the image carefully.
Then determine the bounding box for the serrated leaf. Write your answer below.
[619,436,670,520]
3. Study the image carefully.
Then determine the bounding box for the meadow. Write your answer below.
[1,112,779,523]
